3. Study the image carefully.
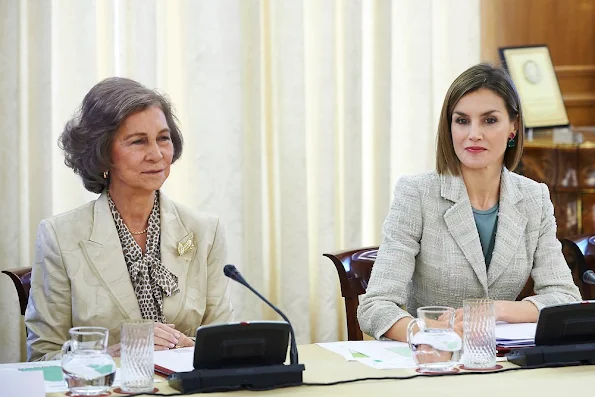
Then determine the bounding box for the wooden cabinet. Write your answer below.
[517,128,595,237]
[481,0,595,127]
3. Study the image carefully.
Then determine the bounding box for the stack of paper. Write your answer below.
[495,322,536,348]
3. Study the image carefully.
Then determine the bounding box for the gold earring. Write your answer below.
[103,170,108,179]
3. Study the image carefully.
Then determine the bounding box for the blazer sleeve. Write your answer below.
[25,220,73,361]
[357,176,422,339]
[201,218,234,324]
[523,184,582,309]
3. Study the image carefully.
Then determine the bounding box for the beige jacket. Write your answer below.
[25,192,233,361]
[357,168,581,339]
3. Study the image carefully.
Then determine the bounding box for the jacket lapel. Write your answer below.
[441,174,488,293]
[159,193,194,323]
[79,192,141,319]
[487,168,527,287]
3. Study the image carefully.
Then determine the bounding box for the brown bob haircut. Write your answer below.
[59,77,183,193]
[435,63,524,175]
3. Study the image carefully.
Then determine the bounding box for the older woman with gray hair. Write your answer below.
[25,77,233,361]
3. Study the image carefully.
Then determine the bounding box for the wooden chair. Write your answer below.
[2,266,33,315]
[325,237,594,341]
[323,247,378,341]
[562,234,595,301]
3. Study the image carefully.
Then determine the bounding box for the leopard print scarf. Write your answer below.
[107,191,180,323]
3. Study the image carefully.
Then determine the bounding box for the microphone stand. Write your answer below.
[226,267,300,365]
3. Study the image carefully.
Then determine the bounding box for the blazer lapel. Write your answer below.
[159,193,194,323]
[487,168,527,287]
[441,174,489,293]
[79,192,141,319]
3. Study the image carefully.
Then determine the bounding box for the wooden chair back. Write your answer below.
[2,266,33,316]
[323,247,378,341]
[562,234,595,300]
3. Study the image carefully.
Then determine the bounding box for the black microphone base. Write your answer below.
[506,342,595,367]
[168,363,305,393]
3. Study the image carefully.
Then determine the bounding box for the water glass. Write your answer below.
[406,306,462,373]
[61,326,116,396]
[463,299,496,369]
[120,320,154,393]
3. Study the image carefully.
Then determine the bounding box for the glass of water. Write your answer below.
[61,326,116,396]
[463,299,496,369]
[120,319,154,393]
[406,306,462,373]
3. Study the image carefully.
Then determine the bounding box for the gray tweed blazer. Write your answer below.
[357,168,581,339]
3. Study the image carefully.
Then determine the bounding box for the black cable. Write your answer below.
[122,361,591,396]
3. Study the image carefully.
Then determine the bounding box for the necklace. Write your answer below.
[126,225,148,235]
[106,190,150,235]
[130,228,148,235]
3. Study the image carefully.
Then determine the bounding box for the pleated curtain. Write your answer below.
[0,0,479,362]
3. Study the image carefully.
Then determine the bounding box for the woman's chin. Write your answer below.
[123,182,167,194]
[138,175,168,190]
[460,161,501,172]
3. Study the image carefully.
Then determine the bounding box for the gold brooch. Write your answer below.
[177,232,195,256]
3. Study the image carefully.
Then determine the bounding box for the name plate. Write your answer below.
[0,369,45,397]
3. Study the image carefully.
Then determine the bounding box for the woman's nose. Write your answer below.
[146,141,164,160]
[468,123,482,141]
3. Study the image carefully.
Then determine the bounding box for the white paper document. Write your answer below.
[318,341,509,369]
[317,340,418,369]
[317,324,533,369]
[154,346,195,373]
[0,360,162,393]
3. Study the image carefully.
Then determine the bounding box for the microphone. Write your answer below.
[583,270,595,285]
[224,264,299,365]
[167,265,304,393]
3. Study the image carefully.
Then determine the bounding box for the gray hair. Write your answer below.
[59,77,183,193]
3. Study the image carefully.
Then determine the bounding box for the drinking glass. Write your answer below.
[61,326,116,396]
[406,306,462,372]
[463,299,497,369]
[120,320,155,393]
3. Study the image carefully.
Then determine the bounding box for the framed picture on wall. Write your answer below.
[499,45,569,129]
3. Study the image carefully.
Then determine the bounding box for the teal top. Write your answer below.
[472,203,499,268]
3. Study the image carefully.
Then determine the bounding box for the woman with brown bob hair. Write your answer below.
[358,63,580,342]
[25,77,233,361]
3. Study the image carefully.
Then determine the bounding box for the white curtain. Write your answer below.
[0,0,479,363]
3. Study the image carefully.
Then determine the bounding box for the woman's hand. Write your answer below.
[175,330,195,348]
[107,343,121,357]
[154,323,194,350]
[494,300,538,323]
[446,300,539,339]
[436,309,464,338]
[107,323,194,356]
[453,308,464,338]
[412,344,454,364]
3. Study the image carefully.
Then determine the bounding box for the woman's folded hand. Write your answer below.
[154,323,195,350]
